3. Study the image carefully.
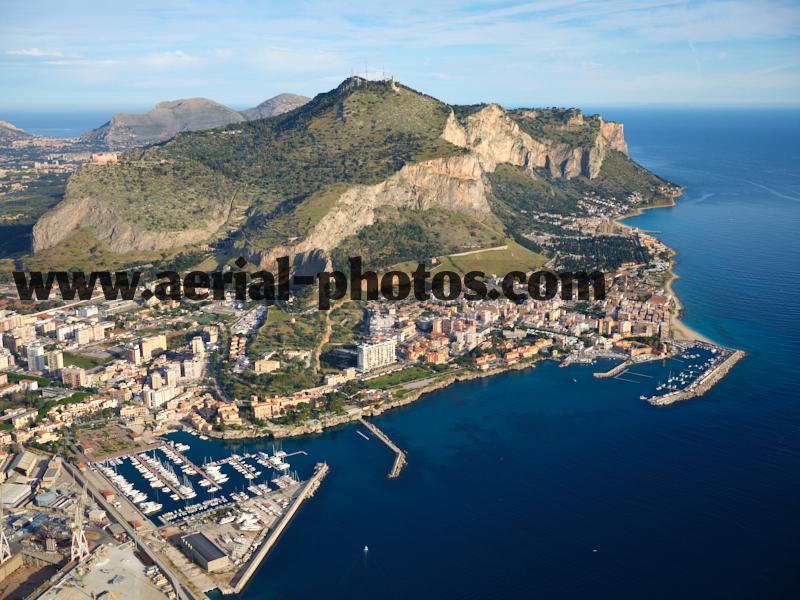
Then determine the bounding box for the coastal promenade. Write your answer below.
[225,462,329,595]
[358,417,407,478]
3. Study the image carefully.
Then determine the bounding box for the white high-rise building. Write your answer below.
[25,344,46,372]
[357,339,397,373]
[144,385,177,409]
[165,363,181,388]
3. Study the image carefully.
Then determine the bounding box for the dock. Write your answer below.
[358,417,407,478]
[593,360,632,378]
[131,453,184,499]
[166,444,219,489]
[225,462,330,595]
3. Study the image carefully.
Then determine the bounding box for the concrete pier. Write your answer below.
[225,462,329,595]
[593,360,632,378]
[167,445,219,490]
[358,417,407,478]
[132,453,184,499]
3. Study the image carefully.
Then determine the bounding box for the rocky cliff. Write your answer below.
[251,153,490,270]
[31,174,227,253]
[443,104,627,179]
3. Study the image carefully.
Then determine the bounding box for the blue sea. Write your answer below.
[0,110,125,137]
[204,109,800,598]
[13,108,800,598]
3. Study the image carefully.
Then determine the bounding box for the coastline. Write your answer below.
[617,191,715,345]
[209,190,734,444]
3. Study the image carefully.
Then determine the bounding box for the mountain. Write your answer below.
[239,93,310,120]
[83,93,310,149]
[0,119,33,142]
[82,98,246,147]
[32,77,679,272]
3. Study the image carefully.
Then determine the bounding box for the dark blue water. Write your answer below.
[199,108,800,599]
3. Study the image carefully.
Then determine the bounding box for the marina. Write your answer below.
[93,439,312,527]
[645,343,745,406]
[87,430,327,596]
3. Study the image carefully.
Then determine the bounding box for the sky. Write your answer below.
[2,0,799,111]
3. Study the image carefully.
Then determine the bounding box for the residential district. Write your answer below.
[0,222,742,599]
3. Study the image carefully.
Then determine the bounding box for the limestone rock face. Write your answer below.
[442,104,627,179]
[251,154,490,271]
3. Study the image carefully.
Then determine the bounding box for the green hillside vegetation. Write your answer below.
[29,78,677,277]
[330,207,506,271]
[22,228,162,271]
[509,108,602,149]
[248,309,326,357]
[488,163,582,217]
[165,79,464,247]
[68,160,237,231]
[594,150,674,203]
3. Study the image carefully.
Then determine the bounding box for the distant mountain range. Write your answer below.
[239,93,312,121]
[82,93,310,147]
[0,119,33,142]
[32,77,679,274]
[0,93,309,148]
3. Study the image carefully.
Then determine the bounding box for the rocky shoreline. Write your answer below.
[208,358,550,441]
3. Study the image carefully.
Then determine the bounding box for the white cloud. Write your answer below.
[5,48,63,57]
[143,50,196,68]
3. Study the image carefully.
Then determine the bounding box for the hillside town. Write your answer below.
[0,214,745,600]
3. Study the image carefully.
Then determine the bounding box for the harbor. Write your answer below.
[87,431,328,596]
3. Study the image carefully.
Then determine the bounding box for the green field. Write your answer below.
[393,239,546,277]
[63,352,113,369]
[364,366,440,390]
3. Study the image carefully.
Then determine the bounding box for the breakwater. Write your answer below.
[593,360,632,378]
[225,462,330,595]
[358,417,407,478]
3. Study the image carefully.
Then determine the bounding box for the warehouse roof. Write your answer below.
[182,532,226,562]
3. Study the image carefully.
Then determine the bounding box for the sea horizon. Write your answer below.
[3,104,799,139]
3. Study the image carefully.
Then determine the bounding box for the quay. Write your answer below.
[646,348,745,406]
[358,417,407,478]
[225,462,330,595]
[62,460,202,600]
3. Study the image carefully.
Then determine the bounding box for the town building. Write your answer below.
[357,339,397,372]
